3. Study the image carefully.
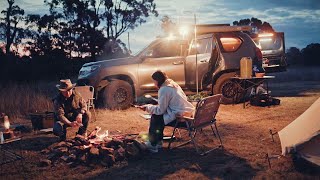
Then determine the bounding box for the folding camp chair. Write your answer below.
[167,94,223,155]
[74,86,97,122]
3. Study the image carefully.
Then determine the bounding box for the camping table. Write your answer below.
[230,76,275,108]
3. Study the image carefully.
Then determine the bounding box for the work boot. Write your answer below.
[156,141,163,149]
[144,141,158,153]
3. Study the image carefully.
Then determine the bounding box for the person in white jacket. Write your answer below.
[140,70,195,153]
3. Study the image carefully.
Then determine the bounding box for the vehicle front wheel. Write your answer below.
[103,80,133,110]
[212,72,244,104]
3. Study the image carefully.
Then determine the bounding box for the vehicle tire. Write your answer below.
[212,72,244,104]
[103,80,134,110]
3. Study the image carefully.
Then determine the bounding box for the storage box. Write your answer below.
[29,111,54,130]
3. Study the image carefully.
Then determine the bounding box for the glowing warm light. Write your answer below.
[220,38,240,44]
[220,37,242,52]
[258,33,274,38]
[4,116,10,130]
[167,33,175,40]
[140,134,148,141]
[145,83,156,87]
[259,38,272,42]
[179,26,188,38]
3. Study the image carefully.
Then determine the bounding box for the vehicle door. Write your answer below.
[138,39,186,90]
[252,32,287,72]
[185,34,213,90]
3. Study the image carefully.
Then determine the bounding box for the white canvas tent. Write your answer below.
[278,97,320,166]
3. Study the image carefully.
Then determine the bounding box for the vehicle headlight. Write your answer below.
[78,64,101,78]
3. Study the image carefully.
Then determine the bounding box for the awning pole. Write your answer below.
[194,14,198,95]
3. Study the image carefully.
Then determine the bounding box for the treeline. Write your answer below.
[286,43,320,67]
[0,0,158,81]
[0,49,90,81]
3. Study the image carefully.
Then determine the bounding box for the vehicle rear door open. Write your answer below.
[252,32,287,73]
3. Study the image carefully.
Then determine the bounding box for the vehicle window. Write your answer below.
[189,38,212,55]
[151,40,181,58]
[220,37,242,52]
[254,37,282,51]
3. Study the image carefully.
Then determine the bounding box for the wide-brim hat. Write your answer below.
[56,79,76,91]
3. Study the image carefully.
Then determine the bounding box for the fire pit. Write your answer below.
[40,126,147,167]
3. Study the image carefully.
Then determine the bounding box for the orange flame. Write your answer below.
[4,116,10,130]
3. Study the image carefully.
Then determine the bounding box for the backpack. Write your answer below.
[250,93,280,107]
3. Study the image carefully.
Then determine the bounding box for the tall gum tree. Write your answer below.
[44,0,158,60]
[0,0,25,56]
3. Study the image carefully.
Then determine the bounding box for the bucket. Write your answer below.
[240,57,252,78]
[29,111,54,130]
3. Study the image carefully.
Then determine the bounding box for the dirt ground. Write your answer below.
[1,80,320,180]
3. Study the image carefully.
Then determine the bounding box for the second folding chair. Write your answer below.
[167,94,223,155]
[74,86,97,122]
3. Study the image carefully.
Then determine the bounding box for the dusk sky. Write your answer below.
[1,0,320,53]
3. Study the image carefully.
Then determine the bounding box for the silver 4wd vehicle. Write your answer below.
[77,25,269,109]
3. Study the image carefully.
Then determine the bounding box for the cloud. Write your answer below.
[1,0,319,52]
[15,0,49,15]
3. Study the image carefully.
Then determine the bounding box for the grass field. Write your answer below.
[0,67,319,179]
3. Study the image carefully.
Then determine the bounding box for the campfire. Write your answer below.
[40,126,147,167]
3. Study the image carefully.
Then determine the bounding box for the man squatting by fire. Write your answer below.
[53,79,91,141]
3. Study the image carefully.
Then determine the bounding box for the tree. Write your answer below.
[24,13,62,57]
[0,0,25,56]
[160,15,176,36]
[286,47,302,66]
[301,43,320,66]
[44,0,158,60]
[233,17,274,33]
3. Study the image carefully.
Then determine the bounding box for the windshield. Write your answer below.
[133,44,149,56]
[133,39,162,57]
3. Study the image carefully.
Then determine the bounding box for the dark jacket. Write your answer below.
[53,91,87,122]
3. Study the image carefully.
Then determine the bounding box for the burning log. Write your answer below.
[74,135,90,145]
[99,147,114,156]
[125,141,142,160]
[101,154,115,167]
[87,126,101,139]
[114,147,126,161]
[60,154,76,162]
[87,147,100,164]
[40,126,149,168]
[105,138,124,148]
[39,159,52,167]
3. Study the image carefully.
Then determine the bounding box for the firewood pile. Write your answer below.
[39,127,147,167]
